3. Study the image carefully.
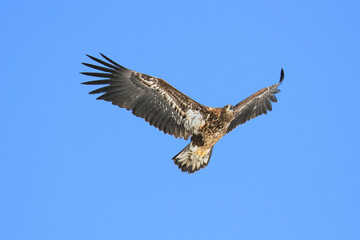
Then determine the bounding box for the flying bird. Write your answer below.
[82,54,284,173]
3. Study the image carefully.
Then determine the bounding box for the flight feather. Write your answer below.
[81,54,205,140]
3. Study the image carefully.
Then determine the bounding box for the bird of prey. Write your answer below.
[82,54,284,173]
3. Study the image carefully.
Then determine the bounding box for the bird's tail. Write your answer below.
[172,143,213,173]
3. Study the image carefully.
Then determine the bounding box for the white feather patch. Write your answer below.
[184,109,205,133]
[174,143,211,172]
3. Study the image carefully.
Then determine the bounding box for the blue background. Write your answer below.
[1,0,359,239]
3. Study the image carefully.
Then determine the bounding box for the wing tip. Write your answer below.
[99,52,123,68]
[279,68,285,84]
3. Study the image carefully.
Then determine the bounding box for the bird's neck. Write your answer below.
[221,111,234,122]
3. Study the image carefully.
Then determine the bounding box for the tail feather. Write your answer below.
[172,143,214,173]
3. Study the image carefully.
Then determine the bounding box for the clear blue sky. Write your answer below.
[1,0,359,239]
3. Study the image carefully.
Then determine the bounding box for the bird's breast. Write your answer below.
[194,117,231,148]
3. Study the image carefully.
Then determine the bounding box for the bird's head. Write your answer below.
[223,104,234,112]
[221,104,234,121]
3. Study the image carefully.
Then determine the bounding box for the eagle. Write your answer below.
[82,54,284,173]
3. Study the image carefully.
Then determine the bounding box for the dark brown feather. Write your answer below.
[82,54,206,139]
[227,69,284,133]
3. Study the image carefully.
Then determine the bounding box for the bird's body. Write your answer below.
[82,54,284,173]
[191,106,234,148]
[172,106,235,172]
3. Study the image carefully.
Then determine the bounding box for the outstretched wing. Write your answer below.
[227,69,284,133]
[81,54,206,140]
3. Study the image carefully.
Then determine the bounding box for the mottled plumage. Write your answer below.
[82,54,284,173]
